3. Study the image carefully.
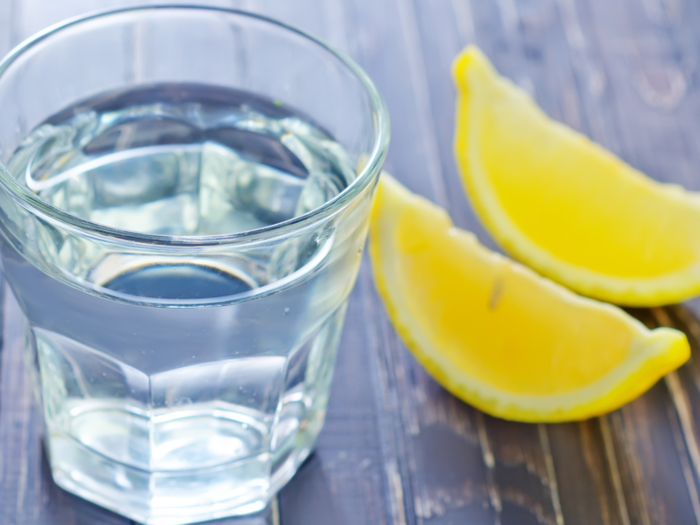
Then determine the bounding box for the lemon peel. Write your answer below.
[453,46,700,306]
[369,174,689,422]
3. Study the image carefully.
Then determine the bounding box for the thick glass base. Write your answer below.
[48,421,318,525]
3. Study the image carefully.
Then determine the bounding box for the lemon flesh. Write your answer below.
[369,175,689,422]
[453,46,700,307]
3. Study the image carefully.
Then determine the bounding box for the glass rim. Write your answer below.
[0,4,390,247]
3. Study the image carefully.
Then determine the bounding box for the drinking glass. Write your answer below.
[0,6,388,524]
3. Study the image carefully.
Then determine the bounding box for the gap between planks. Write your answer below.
[653,307,700,524]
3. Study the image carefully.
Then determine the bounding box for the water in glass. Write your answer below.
[1,84,360,523]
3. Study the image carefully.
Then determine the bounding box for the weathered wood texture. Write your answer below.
[2,1,700,524]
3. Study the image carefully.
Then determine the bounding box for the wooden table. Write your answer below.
[3,0,700,524]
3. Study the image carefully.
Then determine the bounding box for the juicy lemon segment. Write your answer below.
[453,46,700,306]
[370,174,689,422]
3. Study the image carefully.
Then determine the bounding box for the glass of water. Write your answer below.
[0,6,388,524]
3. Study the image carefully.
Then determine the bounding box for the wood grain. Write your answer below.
[406,2,629,524]
[2,1,700,524]
[0,1,13,57]
[276,280,393,525]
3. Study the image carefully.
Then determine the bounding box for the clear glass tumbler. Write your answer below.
[0,6,388,524]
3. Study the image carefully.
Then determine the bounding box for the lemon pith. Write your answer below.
[369,174,689,422]
[453,46,700,307]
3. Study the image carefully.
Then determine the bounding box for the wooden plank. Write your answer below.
[13,0,239,42]
[408,2,630,524]
[665,306,700,455]
[582,0,700,189]
[656,306,700,517]
[0,0,13,57]
[363,270,495,525]
[343,0,448,205]
[598,309,700,525]
[547,420,628,525]
[555,0,700,518]
[0,3,10,516]
[13,0,126,42]
[476,417,563,525]
[561,0,700,520]
[404,0,495,247]
[277,279,393,525]
[604,387,700,525]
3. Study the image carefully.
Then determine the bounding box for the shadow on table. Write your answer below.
[278,453,354,525]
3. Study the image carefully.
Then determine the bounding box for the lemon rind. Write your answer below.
[370,175,690,422]
[452,47,700,307]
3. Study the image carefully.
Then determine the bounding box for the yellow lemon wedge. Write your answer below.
[369,174,689,422]
[453,46,700,307]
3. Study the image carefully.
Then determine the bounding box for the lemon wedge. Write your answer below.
[369,174,689,422]
[453,46,700,307]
